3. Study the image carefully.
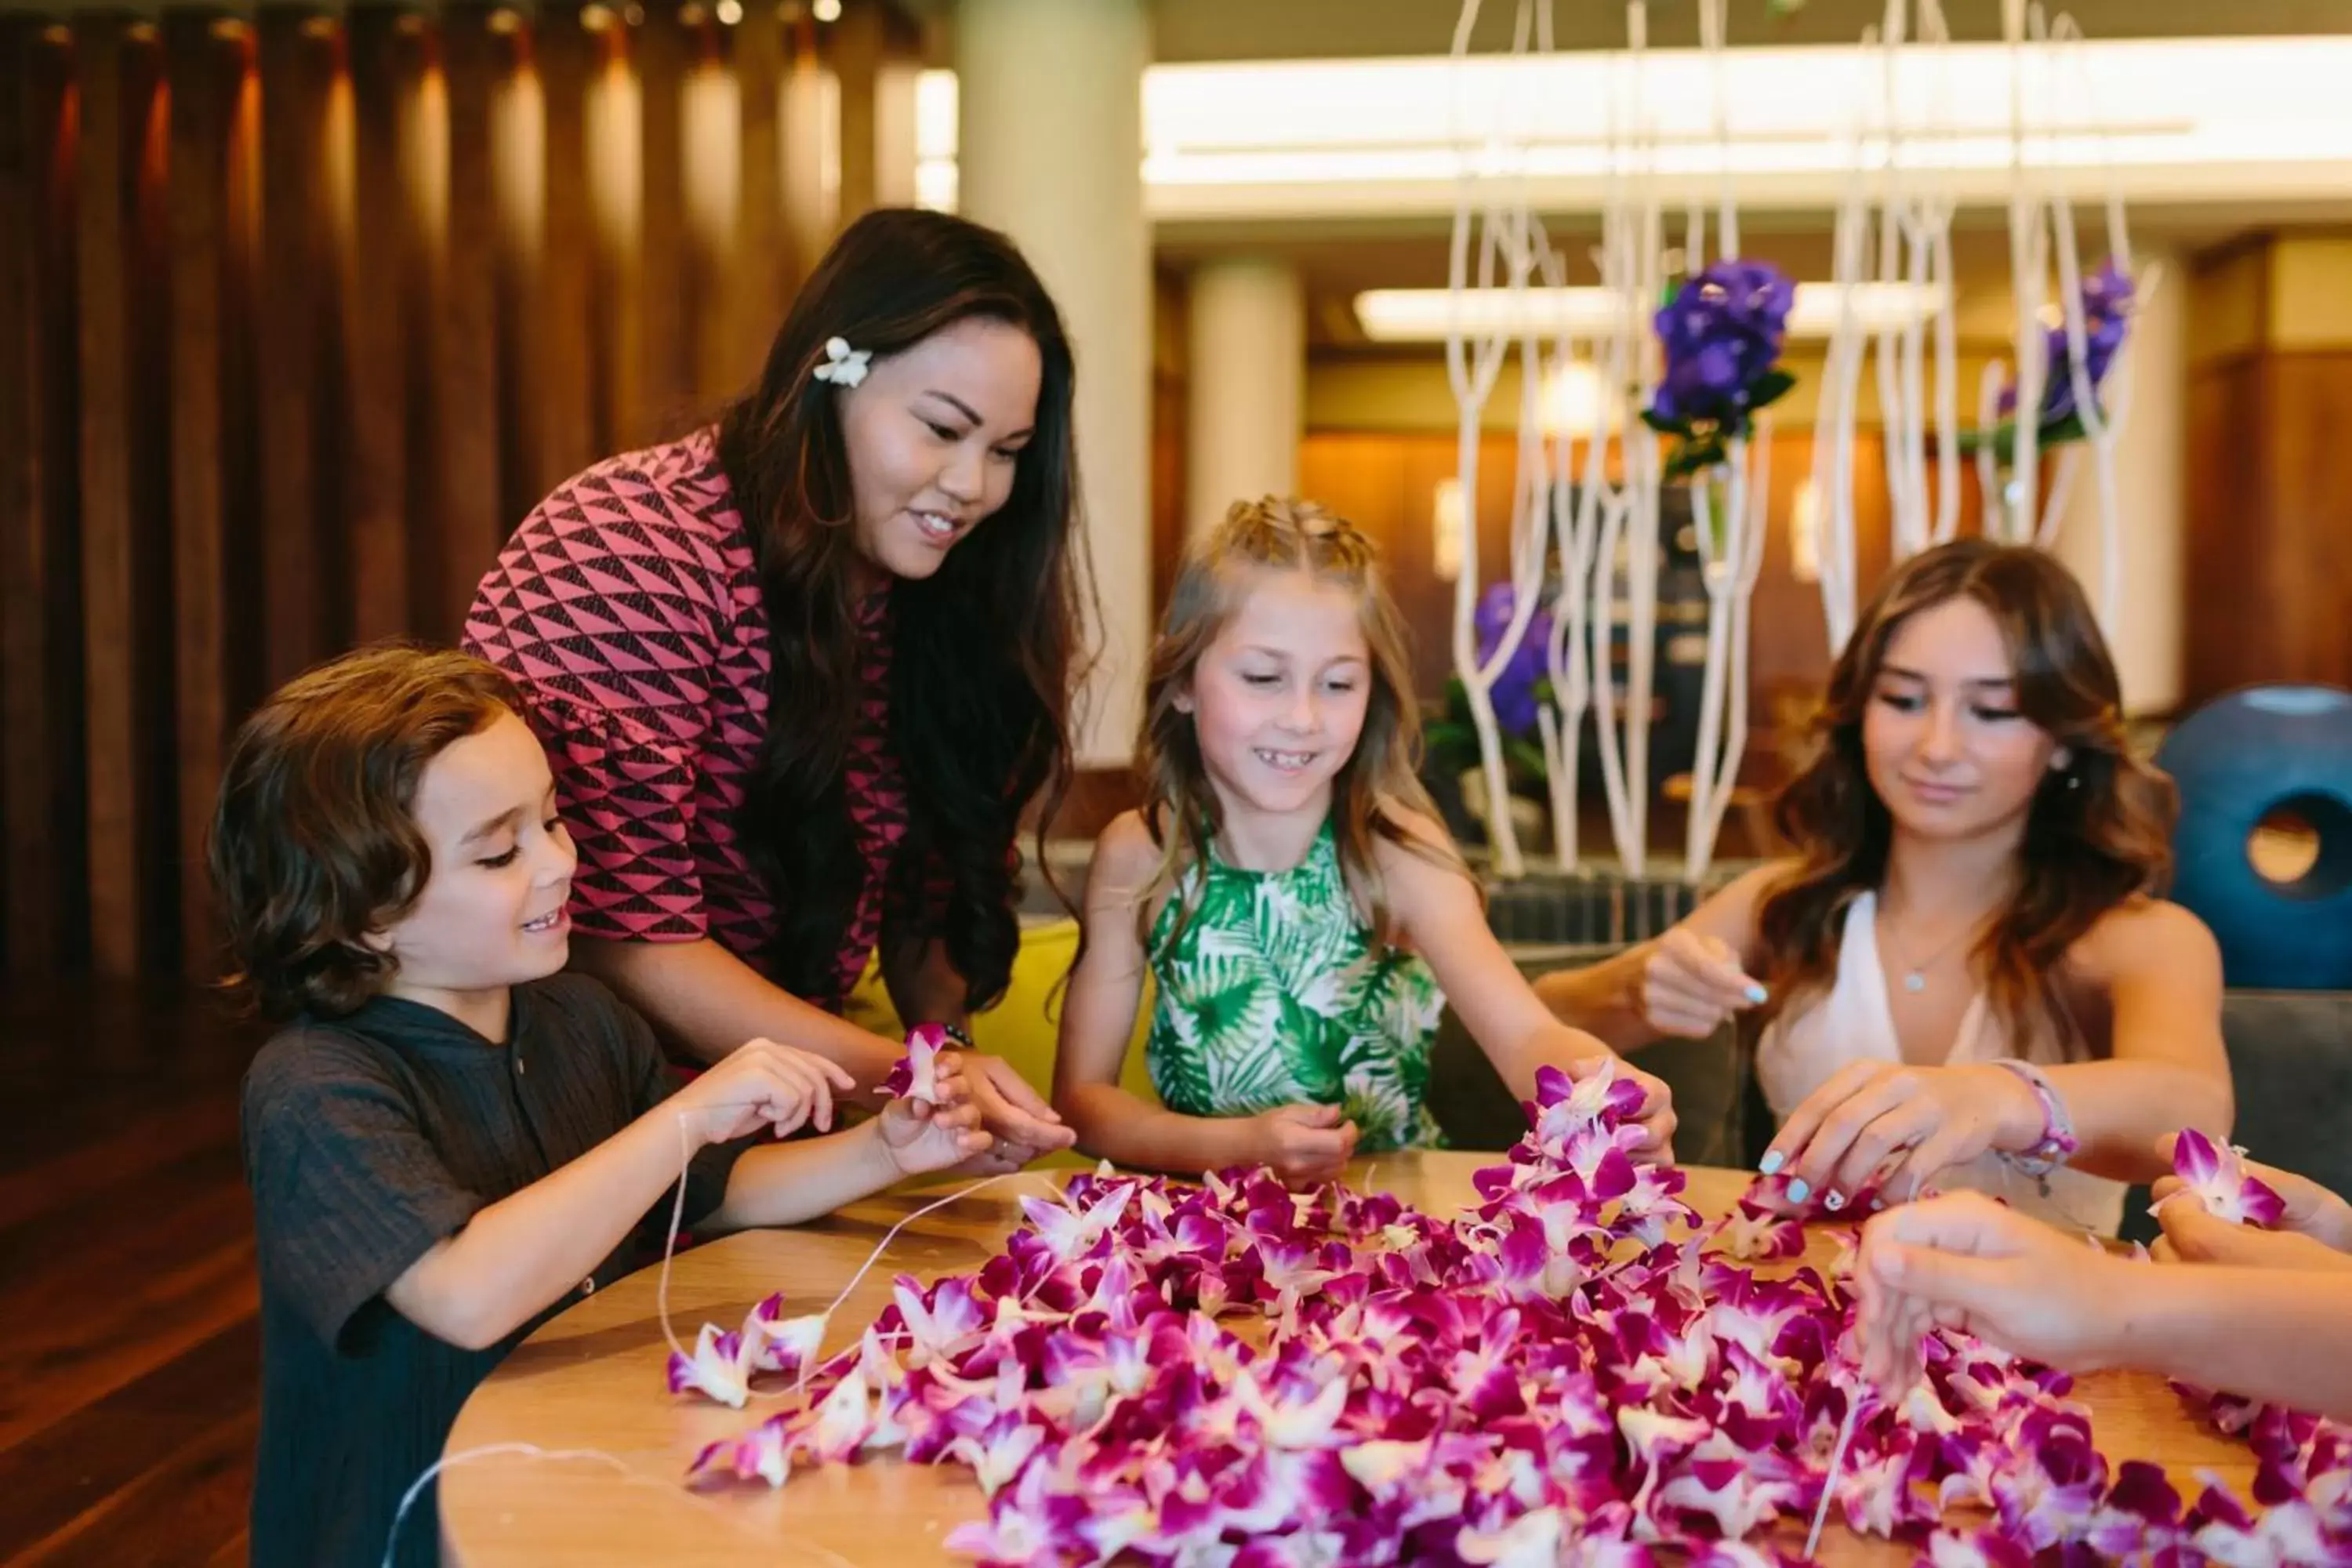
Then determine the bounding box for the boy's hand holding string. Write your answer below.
[385,1040,989,1351]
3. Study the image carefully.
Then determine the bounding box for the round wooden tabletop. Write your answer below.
[441,1153,2254,1566]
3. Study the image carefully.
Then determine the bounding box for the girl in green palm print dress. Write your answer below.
[1147,818,1446,1152]
[1051,496,1676,1186]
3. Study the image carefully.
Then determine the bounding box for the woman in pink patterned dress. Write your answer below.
[463,208,1083,1165]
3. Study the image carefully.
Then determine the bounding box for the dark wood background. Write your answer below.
[0,1,918,984]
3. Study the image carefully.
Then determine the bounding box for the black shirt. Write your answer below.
[239,973,746,1568]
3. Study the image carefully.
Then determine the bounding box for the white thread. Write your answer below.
[382,1443,627,1568]
[383,1440,867,1568]
[1806,1396,1862,1559]
[659,1110,698,1359]
[820,1174,1018,1323]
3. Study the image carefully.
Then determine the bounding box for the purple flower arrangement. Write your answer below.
[1967,260,2135,460]
[1642,260,1799,479]
[1475,581,1555,742]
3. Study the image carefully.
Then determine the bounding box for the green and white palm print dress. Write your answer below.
[1145,821,1448,1152]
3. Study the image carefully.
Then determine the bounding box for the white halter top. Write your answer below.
[1754,891,2127,1236]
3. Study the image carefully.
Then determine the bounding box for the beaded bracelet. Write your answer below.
[1991,1057,2079,1183]
[931,1022,976,1052]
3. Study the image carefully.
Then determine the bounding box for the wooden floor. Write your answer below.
[0,982,266,1568]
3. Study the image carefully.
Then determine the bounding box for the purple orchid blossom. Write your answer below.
[1645,259,1798,477]
[2169,1127,2288,1228]
[1998,260,2135,430]
[1472,581,1554,740]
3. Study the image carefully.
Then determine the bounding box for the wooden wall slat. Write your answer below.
[635,1,689,439]
[528,5,595,503]
[78,21,176,978]
[129,27,182,974]
[256,11,334,686]
[726,2,786,394]
[430,5,505,639]
[393,19,445,638]
[682,17,735,408]
[74,18,134,975]
[165,15,233,983]
[0,21,89,976]
[0,20,34,975]
[489,19,539,533]
[831,0,879,224]
[341,9,413,646]
[584,22,642,456]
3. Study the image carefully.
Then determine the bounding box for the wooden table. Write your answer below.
[442,1154,2254,1566]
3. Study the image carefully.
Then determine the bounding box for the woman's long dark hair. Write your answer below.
[714,208,1088,1011]
[1753,537,2176,1059]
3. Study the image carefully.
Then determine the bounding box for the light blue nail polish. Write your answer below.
[1744,982,1769,1006]
[1870,1198,1886,1212]
[1787,1178,1811,1203]
[1759,1151,1785,1176]
[1824,1190,1846,1212]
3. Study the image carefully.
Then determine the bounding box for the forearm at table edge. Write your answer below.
[705,1118,906,1232]
[1058,1083,1258,1179]
[2124,1265,2352,1422]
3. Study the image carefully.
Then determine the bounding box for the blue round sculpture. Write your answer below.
[2157,685,2352,991]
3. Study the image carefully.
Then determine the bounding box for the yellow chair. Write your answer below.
[843,916,1160,1171]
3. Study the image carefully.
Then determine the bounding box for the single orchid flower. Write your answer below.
[2167,1128,2288,1227]
[666,1322,754,1408]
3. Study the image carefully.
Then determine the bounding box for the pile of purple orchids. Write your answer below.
[668,1060,2345,1566]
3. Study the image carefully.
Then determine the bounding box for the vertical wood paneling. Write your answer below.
[430,5,505,637]
[342,9,414,645]
[78,21,178,978]
[256,12,336,684]
[5,2,868,978]
[165,16,236,982]
[528,5,597,503]
[584,20,642,454]
[0,22,89,976]
[681,19,736,406]
[489,18,543,531]
[830,0,879,223]
[635,1,690,437]
[2256,353,2352,691]
[74,20,136,975]
[726,4,786,394]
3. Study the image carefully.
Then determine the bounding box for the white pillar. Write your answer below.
[1185,256,1305,540]
[955,0,1149,769]
[2056,245,2186,717]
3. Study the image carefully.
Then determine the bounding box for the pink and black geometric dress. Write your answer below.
[463,426,927,1014]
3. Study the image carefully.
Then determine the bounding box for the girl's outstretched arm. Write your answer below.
[1377,809,1677,1159]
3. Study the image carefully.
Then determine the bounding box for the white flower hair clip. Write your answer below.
[811,335,871,389]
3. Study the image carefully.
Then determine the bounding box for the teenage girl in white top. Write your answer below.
[1537,539,2234,1234]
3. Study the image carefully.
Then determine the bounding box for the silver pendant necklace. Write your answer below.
[1880,901,1980,994]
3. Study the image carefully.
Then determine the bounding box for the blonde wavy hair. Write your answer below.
[1137,496,1467,956]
